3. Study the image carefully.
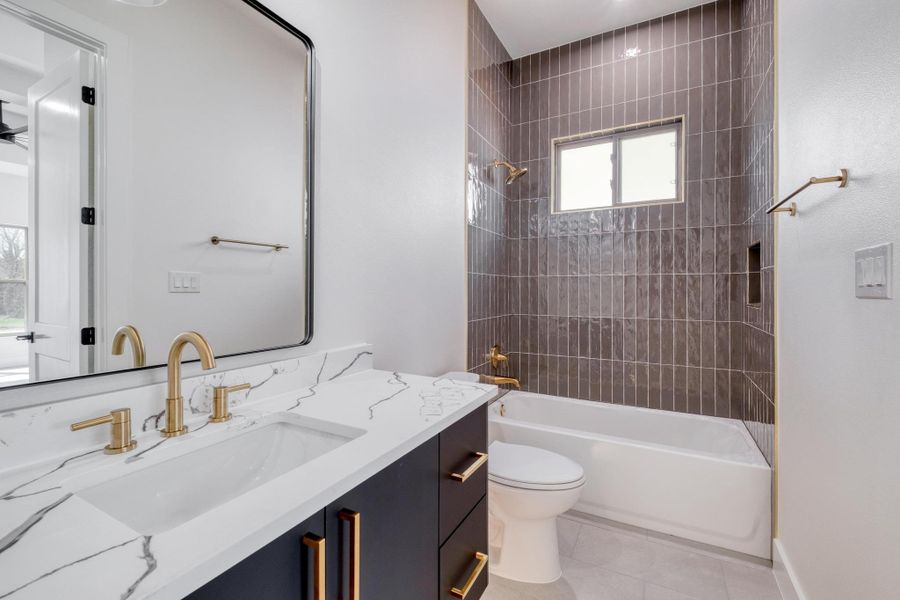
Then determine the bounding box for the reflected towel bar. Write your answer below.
[767,169,849,216]
[210,236,288,251]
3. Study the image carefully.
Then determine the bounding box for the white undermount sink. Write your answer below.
[70,414,364,535]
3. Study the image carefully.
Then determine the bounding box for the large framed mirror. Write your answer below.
[0,0,314,390]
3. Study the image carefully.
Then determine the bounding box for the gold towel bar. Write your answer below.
[767,169,849,216]
[210,236,288,251]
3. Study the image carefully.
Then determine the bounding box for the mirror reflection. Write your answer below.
[0,0,313,389]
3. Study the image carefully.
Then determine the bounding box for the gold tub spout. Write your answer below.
[480,375,521,389]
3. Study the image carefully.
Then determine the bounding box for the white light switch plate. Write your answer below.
[855,243,892,299]
[168,271,201,294]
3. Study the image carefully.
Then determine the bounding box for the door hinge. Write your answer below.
[81,327,95,346]
[81,207,95,225]
[81,86,95,106]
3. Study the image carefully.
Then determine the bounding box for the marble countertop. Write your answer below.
[0,369,494,600]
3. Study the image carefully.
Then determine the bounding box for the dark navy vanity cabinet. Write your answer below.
[186,404,488,600]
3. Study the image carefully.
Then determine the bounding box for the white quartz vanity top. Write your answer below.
[0,369,494,600]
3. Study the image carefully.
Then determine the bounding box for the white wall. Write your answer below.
[265,0,468,375]
[0,0,467,407]
[776,1,900,598]
[0,171,26,226]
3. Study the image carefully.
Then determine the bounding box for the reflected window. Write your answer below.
[554,119,683,212]
[0,225,26,334]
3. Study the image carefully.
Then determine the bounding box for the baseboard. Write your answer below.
[772,538,805,600]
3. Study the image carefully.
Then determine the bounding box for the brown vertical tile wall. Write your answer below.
[737,0,775,464]
[465,0,775,464]
[466,1,514,374]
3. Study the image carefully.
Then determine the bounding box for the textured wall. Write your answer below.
[736,0,775,466]
[466,0,774,463]
[466,1,513,373]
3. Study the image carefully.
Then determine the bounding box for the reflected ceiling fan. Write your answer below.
[0,101,28,150]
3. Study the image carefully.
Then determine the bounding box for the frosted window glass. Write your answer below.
[558,142,614,211]
[620,130,678,204]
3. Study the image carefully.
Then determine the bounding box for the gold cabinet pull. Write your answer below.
[338,510,360,600]
[302,534,325,600]
[450,452,488,483]
[449,552,488,599]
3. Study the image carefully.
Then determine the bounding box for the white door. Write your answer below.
[25,50,93,381]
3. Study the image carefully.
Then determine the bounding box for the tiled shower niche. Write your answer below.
[466,0,775,463]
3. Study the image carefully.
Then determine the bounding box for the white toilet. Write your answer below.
[487,440,586,583]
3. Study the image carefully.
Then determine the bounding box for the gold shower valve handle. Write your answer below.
[488,345,508,369]
[70,408,137,455]
[209,383,251,423]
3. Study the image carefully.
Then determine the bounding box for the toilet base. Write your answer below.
[488,513,563,583]
[487,480,584,584]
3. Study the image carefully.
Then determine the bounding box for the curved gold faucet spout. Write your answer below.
[161,331,216,438]
[111,325,146,368]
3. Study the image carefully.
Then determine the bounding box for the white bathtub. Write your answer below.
[489,391,772,559]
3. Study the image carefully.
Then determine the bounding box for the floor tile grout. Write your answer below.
[486,514,781,600]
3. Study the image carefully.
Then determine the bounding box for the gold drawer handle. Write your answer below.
[302,534,325,600]
[339,510,360,600]
[450,452,488,483]
[449,552,488,599]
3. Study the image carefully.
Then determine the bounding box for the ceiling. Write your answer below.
[476,0,705,59]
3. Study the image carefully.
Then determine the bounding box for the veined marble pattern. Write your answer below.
[0,345,373,468]
[0,366,494,599]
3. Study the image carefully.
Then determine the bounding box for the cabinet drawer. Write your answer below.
[185,510,325,600]
[440,404,488,544]
[440,495,488,600]
[325,437,439,600]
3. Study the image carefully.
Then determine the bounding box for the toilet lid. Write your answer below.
[488,441,585,490]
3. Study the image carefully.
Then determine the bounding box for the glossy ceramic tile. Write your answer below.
[465,0,775,464]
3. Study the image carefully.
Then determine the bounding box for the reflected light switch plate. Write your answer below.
[169,271,201,294]
[855,243,892,299]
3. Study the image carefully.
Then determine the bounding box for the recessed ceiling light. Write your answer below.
[113,0,168,6]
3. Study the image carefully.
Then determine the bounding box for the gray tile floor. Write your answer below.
[483,514,782,600]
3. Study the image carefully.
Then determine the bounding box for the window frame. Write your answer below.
[0,224,28,337]
[551,116,685,214]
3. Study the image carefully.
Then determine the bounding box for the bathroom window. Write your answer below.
[553,118,683,212]
[0,225,26,334]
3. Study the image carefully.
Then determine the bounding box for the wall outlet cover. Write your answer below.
[854,243,892,299]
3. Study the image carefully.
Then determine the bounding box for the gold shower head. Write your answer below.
[490,159,528,185]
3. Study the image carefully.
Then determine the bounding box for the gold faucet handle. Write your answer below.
[488,345,509,369]
[70,408,137,455]
[210,383,251,423]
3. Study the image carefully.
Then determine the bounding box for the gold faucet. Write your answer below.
[479,374,521,389]
[111,325,146,368]
[488,345,509,369]
[161,331,216,438]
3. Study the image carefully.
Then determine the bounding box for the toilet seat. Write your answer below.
[488,441,585,491]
